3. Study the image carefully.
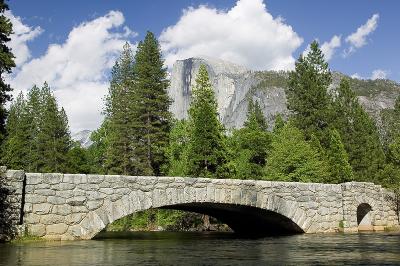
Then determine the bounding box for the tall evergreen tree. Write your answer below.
[25,85,43,172]
[227,99,271,179]
[332,79,385,182]
[186,65,227,178]
[36,83,71,172]
[244,99,268,131]
[1,93,30,169]
[133,31,172,175]
[287,41,332,143]
[2,83,71,172]
[104,43,141,175]
[0,1,15,144]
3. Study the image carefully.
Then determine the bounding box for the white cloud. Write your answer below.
[159,0,303,70]
[351,73,362,79]
[320,35,341,61]
[4,10,43,66]
[344,14,379,56]
[351,69,388,80]
[370,69,388,80]
[8,10,136,132]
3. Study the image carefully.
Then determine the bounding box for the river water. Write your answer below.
[0,231,399,265]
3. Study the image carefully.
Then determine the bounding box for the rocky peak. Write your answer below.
[168,57,400,133]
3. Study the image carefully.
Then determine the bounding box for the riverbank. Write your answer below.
[105,209,232,233]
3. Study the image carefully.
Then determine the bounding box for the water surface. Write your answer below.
[1,231,399,265]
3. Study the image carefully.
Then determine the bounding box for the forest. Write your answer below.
[1,31,400,230]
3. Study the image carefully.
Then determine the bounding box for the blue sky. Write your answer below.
[5,0,399,132]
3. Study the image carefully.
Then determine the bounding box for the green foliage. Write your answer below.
[272,114,285,133]
[103,32,171,176]
[251,71,289,93]
[0,1,15,145]
[86,121,109,174]
[287,40,332,142]
[265,122,329,182]
[227,99,271,179]
[380,136,400,191]
[164,119,190,176]
[332,78,385,182]
[106,209,204,232]
[104,42,141,175]
[348,75,399,97]
[381,95,400,149]
[66,142,91,174]
[2,83,71,172]
[325,129,353,183]
[133,31,172,176]
[1,93,30,169]
[185,65,228,178]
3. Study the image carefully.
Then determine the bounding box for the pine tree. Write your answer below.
[272,114,285,134]
[244,99,268,131]
[186,65,227,178]
[265,122,330,182]
[133,31,172,175]
[37,84,71,172]
[1,93,30,169]
[287,41,332,143]
[332,79,385,182]
[104,43,141,175]
[0,1,15,144]
[227,99,271,179]
[25,85,43,172]
[325,129,353,183]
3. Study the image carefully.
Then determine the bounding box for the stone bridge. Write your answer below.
[2,168,399,240]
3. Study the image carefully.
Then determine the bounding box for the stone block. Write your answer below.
[88,175,104,184]
[43,173,63,184]
[46,223,68,235]
[47,196,66,205]
[32,203,52,215]
[54,183,76,190]
[36,189,56,196]
[26,173,42,185]
[52,205,72,216]
[67,196,87,206]
[86,200,103,211]
[65,213,86,225]
[29,224,46,237]
[40,214,65,225]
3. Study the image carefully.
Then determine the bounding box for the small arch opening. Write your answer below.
[357,203,373,231]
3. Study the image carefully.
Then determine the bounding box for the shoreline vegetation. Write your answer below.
[104,209,231,233]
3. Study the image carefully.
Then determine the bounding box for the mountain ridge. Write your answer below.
[168,57,400,131]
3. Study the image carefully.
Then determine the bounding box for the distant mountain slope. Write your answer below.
[71,130,93,148]
[168,57,400,133]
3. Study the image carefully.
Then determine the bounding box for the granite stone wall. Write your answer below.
[0,168,25,240]
[2,169,399,240]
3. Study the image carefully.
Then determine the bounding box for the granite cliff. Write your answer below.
[168,57,400,131]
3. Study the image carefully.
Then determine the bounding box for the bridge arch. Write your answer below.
[70,185,308,239]
[7,172,396,240]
